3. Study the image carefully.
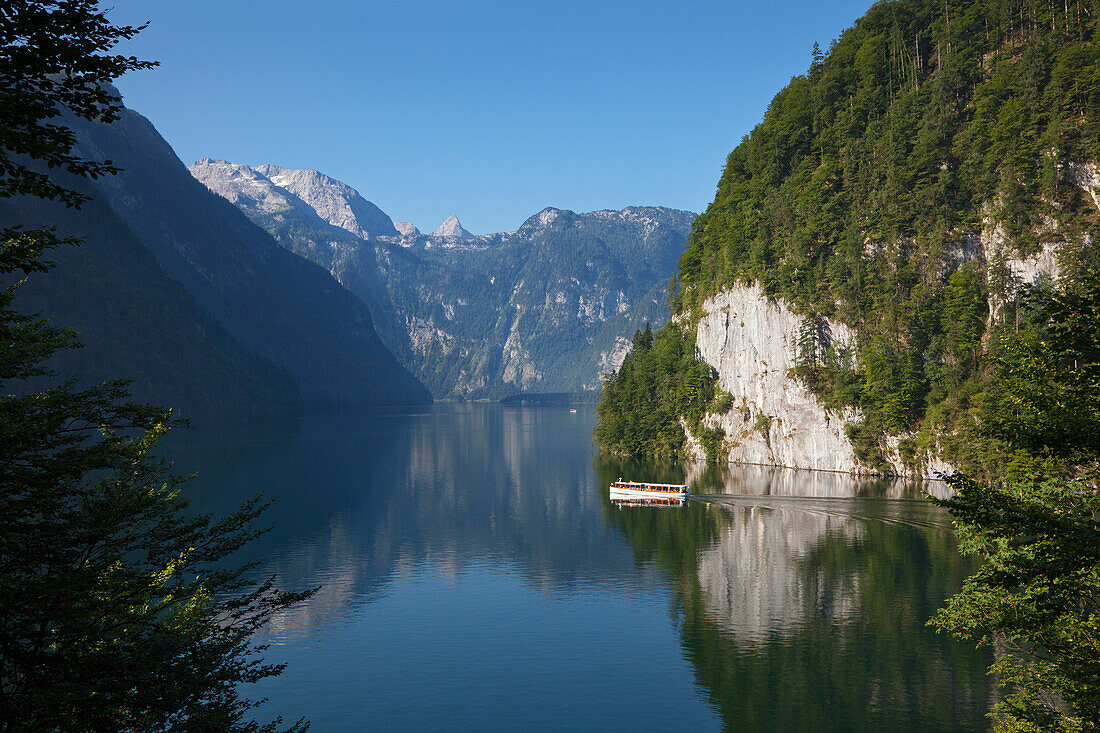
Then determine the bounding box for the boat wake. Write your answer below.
[690,494,953,530]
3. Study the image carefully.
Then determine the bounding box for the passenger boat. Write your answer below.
[608,479,688,502]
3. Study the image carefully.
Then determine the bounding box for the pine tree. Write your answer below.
[0,3,313,729]
[931,260,1100,731]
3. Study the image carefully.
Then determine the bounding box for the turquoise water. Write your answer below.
[166,404,993,732]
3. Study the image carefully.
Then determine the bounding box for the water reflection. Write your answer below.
[165,406,656,633]
[684,461,954,500]
[167,406,724,732]
[164,408,993,731]
[610,496,687,508]
[696,503,864,645]
[596,458,994,732]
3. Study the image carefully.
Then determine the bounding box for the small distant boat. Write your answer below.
[609,478,688,503]
[569,408,577,413]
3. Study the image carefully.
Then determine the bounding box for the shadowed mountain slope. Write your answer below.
[4,102,430,417]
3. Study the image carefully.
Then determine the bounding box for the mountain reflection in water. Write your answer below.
[165,405,992,732]
[598,458,995,731]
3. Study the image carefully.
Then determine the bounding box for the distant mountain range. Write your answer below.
[191,158,696,400]
[4,94,693,417]
[2,105,430,420]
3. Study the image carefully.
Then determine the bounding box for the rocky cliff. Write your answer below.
[596,0,1100,475]
[681,285,862,472]
[677,210,1080,474]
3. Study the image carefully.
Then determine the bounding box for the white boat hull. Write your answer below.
[609,486,687,500]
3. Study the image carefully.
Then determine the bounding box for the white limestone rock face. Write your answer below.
[596,336,632,378]
[1069,160,1100,210]
[982,220,1063,287]
[394,221,420,237]
[189,158,297,215]
[1009,241,1062,284]
[686,222,1075,476]
[430,215,471,238]
[406,315,457,359]
[688,284,863,473]
[254,164,398,238]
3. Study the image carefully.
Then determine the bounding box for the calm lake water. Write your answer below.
[166,404,994,732]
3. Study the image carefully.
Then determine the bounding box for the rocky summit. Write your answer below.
[191,159,398,239]
[430,215,471,238]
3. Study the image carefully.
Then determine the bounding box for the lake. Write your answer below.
[165,404,994,732]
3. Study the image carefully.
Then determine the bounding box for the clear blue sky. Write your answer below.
[109,0,873,235]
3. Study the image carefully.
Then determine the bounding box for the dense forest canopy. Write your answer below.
[598,0,1100,473]
[594,323,727,459]
[678,0,1100,308]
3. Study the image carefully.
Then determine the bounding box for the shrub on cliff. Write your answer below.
[594,322,725,461]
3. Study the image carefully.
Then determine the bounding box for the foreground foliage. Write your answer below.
[1,2,311,729]
[932,262,1100,731]
[0,299,312,729]
[935,472,1099,731]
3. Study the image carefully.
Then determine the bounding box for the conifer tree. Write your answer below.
[932,259,1100,731]
[0,3,312,729]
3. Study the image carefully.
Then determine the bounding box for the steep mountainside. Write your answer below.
[191,158,695,400]
[0,186,302,421]
[253,164,399,238]
[597,0,1100,475]
[7,104,431,414]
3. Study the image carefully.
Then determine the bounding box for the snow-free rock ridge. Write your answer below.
[189,159,398,238]
[190,157,697,400]
[431,215,471,238]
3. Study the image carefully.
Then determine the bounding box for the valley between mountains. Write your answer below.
[0,96,694,418]
[191,158,696,401]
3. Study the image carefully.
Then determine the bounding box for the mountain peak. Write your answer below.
[206,162,399,238]
[518,207,572,234]
[431,215,470,238]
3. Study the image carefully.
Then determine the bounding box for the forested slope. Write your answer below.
[597,0,1100,474]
